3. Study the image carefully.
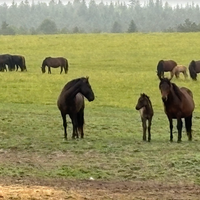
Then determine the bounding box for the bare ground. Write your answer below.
[0,178,200,200]
[0,151,200,199]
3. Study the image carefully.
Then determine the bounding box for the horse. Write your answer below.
[171,65,188,79]
[157,60,177,79]
[135,93,154,142]
[159,78,195,142]
[11,55,27,71]
[188,60,200,80]
[41,57,68,74]
[0,54,14,71]
[57,77,95,139]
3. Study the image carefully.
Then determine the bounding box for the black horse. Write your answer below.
[41,57,68,74]
[135,93,154,142]
[0,54,14,71]
[157,60,177,79]
[188,60,200,80]
[12,55,27,71]
[57,77,95,139]
[159,78,195,142]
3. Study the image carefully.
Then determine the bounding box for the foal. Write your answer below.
[135,93,154,142]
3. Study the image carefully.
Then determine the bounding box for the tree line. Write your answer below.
[0,0,200,35]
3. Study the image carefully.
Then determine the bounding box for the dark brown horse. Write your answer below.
[12,55,27,71]
[157,60,177,79]
[57,77,95,139]
[135,93,154,142]
[188,60,200,80]
[159,78,195,142]
[41,57,68,74]
[171,65,188,79]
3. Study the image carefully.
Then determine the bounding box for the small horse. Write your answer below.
[57,77,95,139]
[188,60,200,80]
[159,78,195,142]
[12,55,27,71]
[157,60,177,79]
[41,57,68,74]
[135,93,154,142]
[171,65,188,79]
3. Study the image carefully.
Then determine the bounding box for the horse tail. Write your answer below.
[21,56,27,71]
[185,115,192,140]
[189,60,197,80]
[65,59,68,73]
[157,60,164,79]
[77,109,84,138]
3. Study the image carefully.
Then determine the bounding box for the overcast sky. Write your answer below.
[1,0,200,7]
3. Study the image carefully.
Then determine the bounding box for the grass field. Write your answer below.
[0,33,200,199]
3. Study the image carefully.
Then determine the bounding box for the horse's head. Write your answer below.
[135,93,148,110]
[159,78,172,102]
[80,77,95,101]
[41,66,46,73]
[189,60,197,80]
[157,60,164,78]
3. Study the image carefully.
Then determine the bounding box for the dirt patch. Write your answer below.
[0,178,199,200]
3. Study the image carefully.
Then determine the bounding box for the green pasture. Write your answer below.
[0,33,200,184]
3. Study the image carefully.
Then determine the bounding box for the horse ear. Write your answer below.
[86,76,89,80]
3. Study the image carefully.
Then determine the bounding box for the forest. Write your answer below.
[0,0,200,34]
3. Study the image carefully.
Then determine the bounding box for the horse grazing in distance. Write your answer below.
[41,57,68,74]
[157,60,177,79]
[159,78,195,142]
[171,65,188,79]
[188,60,200,80]
[0,54,14,71]
[135,93,154,142]
[57,77,95,139]
[11,55,27,71]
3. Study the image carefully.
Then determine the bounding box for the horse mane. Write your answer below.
[141,93,153,108]
[171,83,182,101]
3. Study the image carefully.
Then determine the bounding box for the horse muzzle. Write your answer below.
[162,96,168,102]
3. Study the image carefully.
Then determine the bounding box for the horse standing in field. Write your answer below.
[159,78,195,142]
[171,65,188,79]
[188,60,200,80]
[11,55,27,71]
[0,54,14,71]
[135,93,154,142]
[41,57,68,74]
[57,77,95,139]
[157,60,177,79]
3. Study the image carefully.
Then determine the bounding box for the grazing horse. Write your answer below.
[0,54,14,71]
[157,60,177,79]
[41,57,68,74]
[188,60,200,80]
[12,55,27,71]
[159,78,195,142]
[57,77,95,139]
[135,93,154,142]
[171,65,188,79]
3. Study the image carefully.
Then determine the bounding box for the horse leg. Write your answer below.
[48,67,51,74]
[177,118,183,143]
[60,66,63,74]
[141,118,147,141]
[185,115,192,141]
[147,118,152,142]
[61,112,67,139]
[168,117,173,142]
[70,114,78,139]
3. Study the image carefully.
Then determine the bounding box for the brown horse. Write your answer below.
[41,57,68,74]
[171,65,188,79]
[135,93,154,142]
[157,60,177,79]
[159,78,195,142]
[57,77,95,139]
[188,60,200,80]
